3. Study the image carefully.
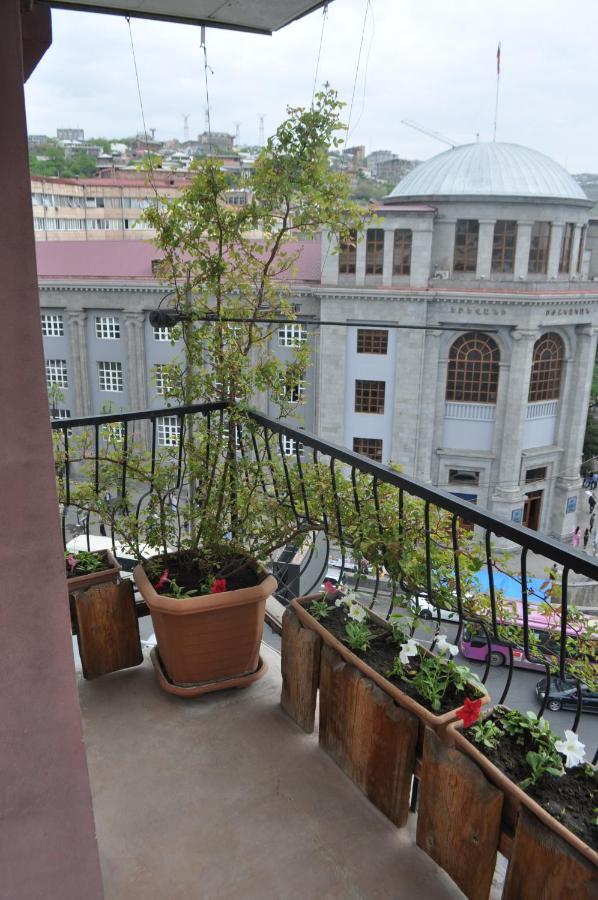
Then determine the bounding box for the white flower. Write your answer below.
[399,638,419,665]
[348,602,367,622]
[436,634,458,657]
[555,730,586,768]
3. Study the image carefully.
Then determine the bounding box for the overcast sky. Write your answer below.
[24,0,598,173]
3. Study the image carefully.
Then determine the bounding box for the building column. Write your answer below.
[547,222,564,279]
[382,228,394,287]
[66,310,91,416]
[513,221,532,279]
[570,224,582,278]
[0,2,103,897]
[125,312,148,410]
[320,229,339,285]
[491,329,537,520]
[549,326,598,538]
[414,329,443,480]
[410,225,434,288]
[475,220,496,279]
[355,231,366,286]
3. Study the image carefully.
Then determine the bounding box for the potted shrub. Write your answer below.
[65,548,120,593]
[59,89,366,694]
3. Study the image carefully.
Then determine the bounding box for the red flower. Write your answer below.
[154,568,170,591]
[66,554,78,574]
[456,697,483,728]
[323,580,337,594]
[210,578,227,594]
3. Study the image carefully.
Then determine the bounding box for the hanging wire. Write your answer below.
[344,0,371,147]
[125,16,160,201]
[201,25,213,154]
[346,0,375,141]
[311,1,329,103]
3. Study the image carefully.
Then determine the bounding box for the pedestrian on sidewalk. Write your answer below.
[572,526,581,548]
[584,527,590,549]
[587,491,597,513]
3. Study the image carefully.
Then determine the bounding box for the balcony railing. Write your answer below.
[52,401,598,758]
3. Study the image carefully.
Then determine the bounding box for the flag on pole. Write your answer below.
[497,42,501,75]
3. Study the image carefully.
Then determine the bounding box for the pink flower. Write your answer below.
[210,578,227,594]
[456,697,483,728]
[66,554,78,574]
[154,568,170,591]
[323,580,337,594]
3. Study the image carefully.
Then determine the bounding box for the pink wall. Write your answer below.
[0,3,103,896]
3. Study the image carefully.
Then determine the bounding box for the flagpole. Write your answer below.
[493,42,501,141]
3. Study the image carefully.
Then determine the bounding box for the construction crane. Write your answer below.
[401,120,457,148]
[258,114,265,147]
[182,114,190,143]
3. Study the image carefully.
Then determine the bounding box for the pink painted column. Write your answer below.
[0,3,103,897]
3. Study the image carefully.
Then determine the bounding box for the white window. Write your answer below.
[278,323,306,347]
[95,316,120,340]
[153,364,167,395]
[46,359,68,388]
[42,314,64,337]
[98,361,123,392]
[102,421,124,443]
[52,408,71,420]
[157,416,180,447]
[153,325,177,342]
[282,381,305,403]
[34,217,46,231]
[282,436,304,457]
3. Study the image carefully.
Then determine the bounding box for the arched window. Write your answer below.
[446,332,500,403]
[528,333,564,402]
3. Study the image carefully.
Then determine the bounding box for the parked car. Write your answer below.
[411,595,460,623]
[535,677,598,712]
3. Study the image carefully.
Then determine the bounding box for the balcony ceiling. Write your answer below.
[47,0,332,33]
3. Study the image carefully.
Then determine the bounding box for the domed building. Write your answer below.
[318,141,598,539]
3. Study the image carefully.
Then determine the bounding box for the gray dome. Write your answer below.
[388,142,587,202]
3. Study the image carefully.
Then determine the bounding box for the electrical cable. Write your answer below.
[311,2,329,103]
[125,16,160,202]
[344,0,370,148]
[346,0,375,142]
[201,26,213,154]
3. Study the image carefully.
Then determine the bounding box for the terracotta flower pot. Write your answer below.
[134,563,277,689]
[67,548,120,593]
[446,717,598,869]
[291,595,489,728]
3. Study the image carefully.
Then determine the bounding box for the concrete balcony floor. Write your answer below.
[78,642,482,899]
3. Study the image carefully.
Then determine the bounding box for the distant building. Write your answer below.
[342,145,366,170]
[198,131,235,153]
[28,134,50,146]
[374,157,416,184]
[57,128,85,142]
[366,150,395,171]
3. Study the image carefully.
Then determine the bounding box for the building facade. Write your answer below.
[38,142,598,540]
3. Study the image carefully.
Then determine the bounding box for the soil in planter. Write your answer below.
[66,549,111,579]
[147,549,264,595]
[464,712,598,849]
[308,598,482,717]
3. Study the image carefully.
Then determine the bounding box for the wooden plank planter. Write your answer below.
[280,605,321,733]
[74,581,143,680]
[318,643,418,828]
[416,726,503,900]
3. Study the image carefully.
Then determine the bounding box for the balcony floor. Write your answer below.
[78,642,471,899]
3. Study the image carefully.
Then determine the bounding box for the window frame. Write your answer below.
[98,360,124,392]
[356,328,388,355]
[278,323,306,347]
[353,437,383,462]
[157,415,180,447]
[528,221,551,274]
[491,220,517,273]
[41,313,64,337]
[354,379,386,414]
[45,358,68,389]
[365,228,384,276]
[559,223,575,274]
[392,229,412,275]
[453,219,479,273]
[338,229,357,274]
[528,332,564,402]
[95,315,121,340]
[445,332,500,404]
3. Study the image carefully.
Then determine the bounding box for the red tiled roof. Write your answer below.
[35,239,322,283]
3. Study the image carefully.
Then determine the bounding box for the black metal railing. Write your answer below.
[53,402,598,756]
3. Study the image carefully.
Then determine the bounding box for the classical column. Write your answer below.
[431,219,456,274]
[320,229,339,285]
[382,228,394,287]
[549,326,598,538]
[1,2,103,896]
[491,329,537,519]
[65,310,91,416]
[547,222,564,279]
[125,312,148,411]
[475,220,496,280]
[410,225,434,288]
[570,225,582,278]
[413,330,443,481]
[355,231,366,286]
[513,221,533,279]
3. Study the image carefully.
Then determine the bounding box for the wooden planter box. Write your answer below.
[281,598,487,830]
[67,548,120,594]
[416,722,597,900]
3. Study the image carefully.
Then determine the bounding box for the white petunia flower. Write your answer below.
[555,730,586,768]
[348,602,367,622]
[436,634,458,657]
[399,638,419,665]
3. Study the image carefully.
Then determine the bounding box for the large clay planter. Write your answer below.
[67,548,120,593]
[446,717,598,871]
[291,595,489,728]
[134,563,277,692]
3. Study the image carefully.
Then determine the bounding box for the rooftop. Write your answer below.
[387,142,589,203]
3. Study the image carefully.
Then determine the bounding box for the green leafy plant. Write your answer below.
[520,750,563,789]
[65,550,106,576]
[344,621,373,652]
[309,598,330,621]
[470,719,502,749]
[166,578,196,599]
